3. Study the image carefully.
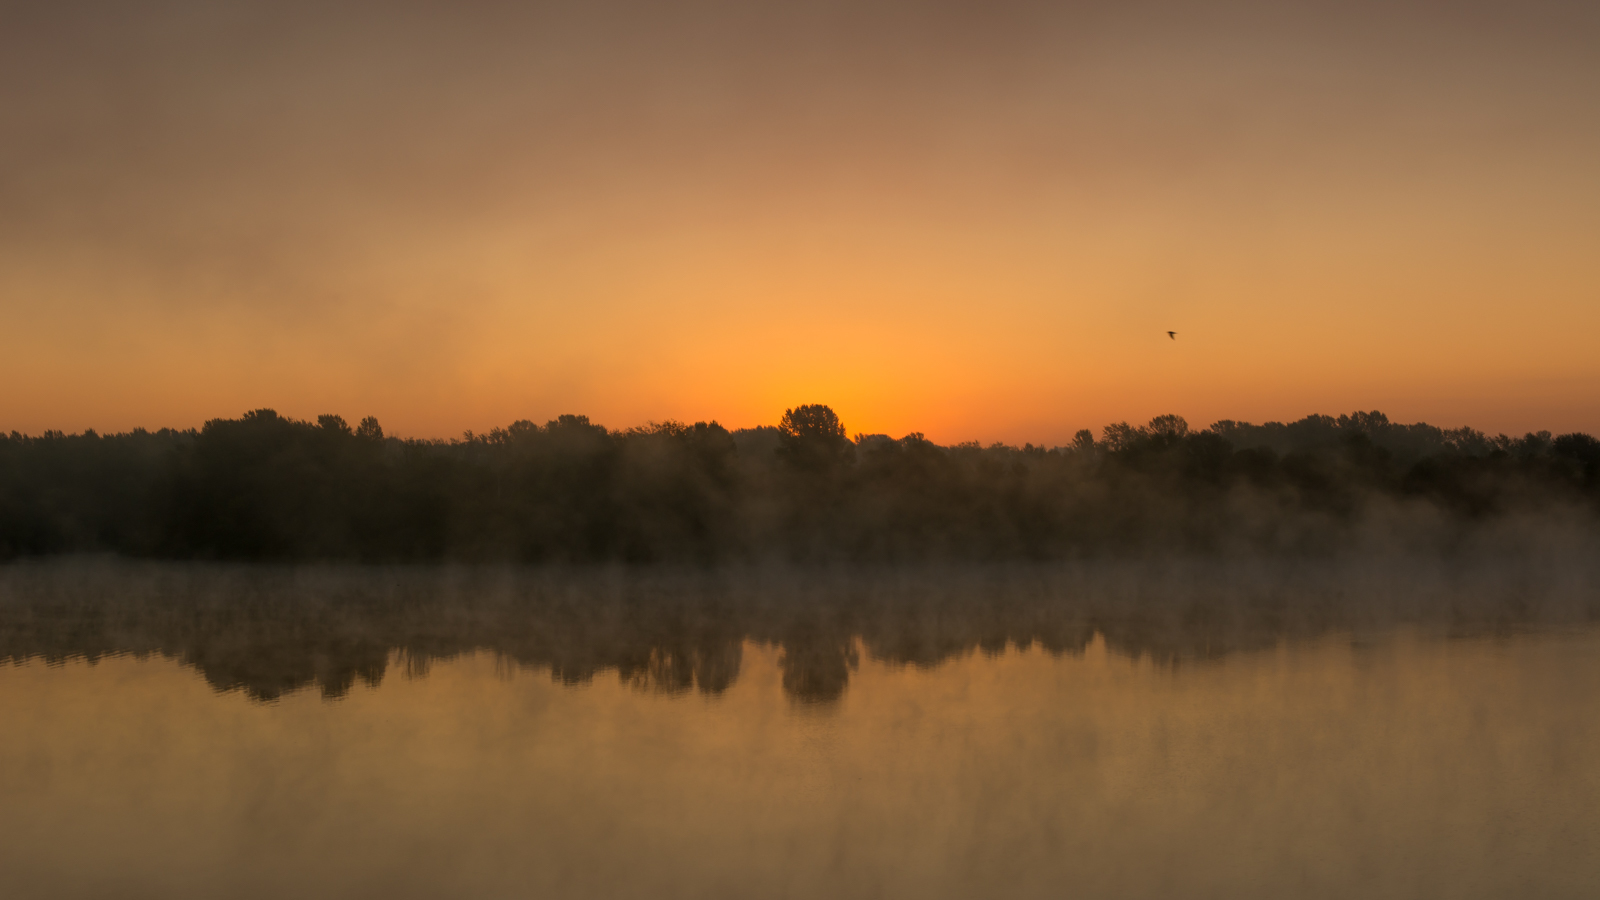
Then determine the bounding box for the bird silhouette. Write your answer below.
[1167,331,1177,340]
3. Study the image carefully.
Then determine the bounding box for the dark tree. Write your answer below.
[1,405,1596,562]
[777,404,852,472]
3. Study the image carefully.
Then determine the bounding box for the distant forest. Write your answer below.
[2,405,1597,561]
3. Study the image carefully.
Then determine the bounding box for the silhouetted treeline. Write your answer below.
[3,558,1594,703]
[2,406,1598,561]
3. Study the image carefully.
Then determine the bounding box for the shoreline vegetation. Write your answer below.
[2,405,1598,561]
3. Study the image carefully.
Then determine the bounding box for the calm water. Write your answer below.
[2,559,1598,899]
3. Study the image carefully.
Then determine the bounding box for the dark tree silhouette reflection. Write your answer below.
[779,632,859,706]
[2,558,1594,704]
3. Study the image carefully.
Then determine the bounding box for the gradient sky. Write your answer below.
[4,0,1598,442]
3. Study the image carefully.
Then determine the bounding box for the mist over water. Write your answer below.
[2,557,1598,899]
[4,553,1598,702]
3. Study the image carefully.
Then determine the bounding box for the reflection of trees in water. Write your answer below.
[616,642,744,696]
[0,559,1595,703]
[780,634,859,705]
[190,638,389,700]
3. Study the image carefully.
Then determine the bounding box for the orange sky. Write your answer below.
[3,1,1598,443]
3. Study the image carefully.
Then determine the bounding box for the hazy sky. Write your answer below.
[4,0,1598,442]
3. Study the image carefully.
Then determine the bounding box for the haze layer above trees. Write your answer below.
[2,406,1597,561]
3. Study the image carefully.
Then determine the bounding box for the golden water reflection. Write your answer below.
[0,561,1598,898]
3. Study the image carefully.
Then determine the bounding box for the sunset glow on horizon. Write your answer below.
[4,1,1598,443]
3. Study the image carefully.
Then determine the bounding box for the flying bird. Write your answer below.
[1167,331,1176,340]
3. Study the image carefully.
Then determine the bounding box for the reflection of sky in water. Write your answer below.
[1,561,1598,899]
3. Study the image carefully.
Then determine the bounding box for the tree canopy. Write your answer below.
[2,405,1596,561]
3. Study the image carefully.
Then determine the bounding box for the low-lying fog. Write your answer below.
[4,547,1597,704]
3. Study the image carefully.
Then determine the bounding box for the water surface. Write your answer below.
[1,560,1597,899]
